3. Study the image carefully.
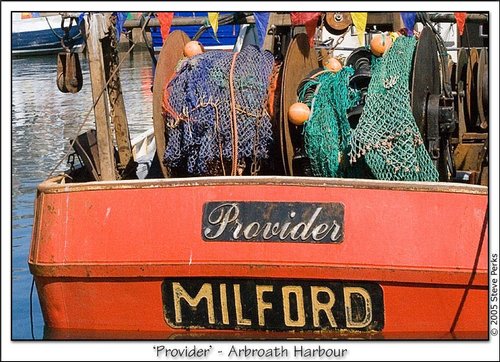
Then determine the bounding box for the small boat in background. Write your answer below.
[12,12,84,55]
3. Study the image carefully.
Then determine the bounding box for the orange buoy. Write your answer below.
[323,56,343,73]
[183,41,205,57]
[288,102,311,125]
[370,34,393,57]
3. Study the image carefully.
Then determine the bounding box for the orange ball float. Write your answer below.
[183,41,205,57]
[323,57,343,73]
[288,102,311,126]
[370,34,393,57]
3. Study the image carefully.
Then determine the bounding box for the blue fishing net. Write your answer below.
[163,45,275,176]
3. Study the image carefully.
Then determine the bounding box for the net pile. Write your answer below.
[349,36,439,181]
[163,45,274,176]
[300,68,360,177]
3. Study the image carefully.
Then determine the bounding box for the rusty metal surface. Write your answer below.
[56,52,83,93]
[280,33,319,175]
[152,30,190,178]
[453,142,487,172]
[324,12,352,34]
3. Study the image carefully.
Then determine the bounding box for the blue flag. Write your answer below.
[401,12,417,35]
[113,12,128,40]
[253,12,270,48]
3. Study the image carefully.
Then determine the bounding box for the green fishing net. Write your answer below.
[349,36,439,181]
[301,67,360,177]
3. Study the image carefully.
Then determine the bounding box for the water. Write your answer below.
[11,50,154,340]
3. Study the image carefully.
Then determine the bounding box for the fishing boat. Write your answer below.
[28,11,489,339]
[12,12,83,55]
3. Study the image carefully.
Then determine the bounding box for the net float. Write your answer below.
[288,102,311,125]
[370,34,393,57]
[323,56,343,73]
[183,40,205,57]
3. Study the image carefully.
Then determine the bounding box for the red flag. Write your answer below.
[290,12,322,47]
[454,12,467,36]
[157,12,174,41]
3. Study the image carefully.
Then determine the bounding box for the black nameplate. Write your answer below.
[162,278,384,331]
[202,202,344,243]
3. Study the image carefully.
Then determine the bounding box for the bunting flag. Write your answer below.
[157,12,174,42]
[253,12,270,47]
[454,12,467,36]
[401,12,417,35]
[208,12,219,41]
[290,12,322,47]
[350,12,368,45]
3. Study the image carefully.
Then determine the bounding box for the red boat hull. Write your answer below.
[29,176,488,339]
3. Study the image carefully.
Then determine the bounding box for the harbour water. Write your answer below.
[11,50,154,339]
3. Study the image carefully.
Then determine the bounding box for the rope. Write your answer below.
[44,16,64,40]
[45,15,83,49]
[229,52,239,176]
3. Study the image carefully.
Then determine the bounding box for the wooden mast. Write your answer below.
[85,13,117,181]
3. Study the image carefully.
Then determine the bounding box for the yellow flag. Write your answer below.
[350,12,368,45]
[208,12,219,40]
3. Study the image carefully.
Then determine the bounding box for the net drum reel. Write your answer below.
[279,33,319,176]
[282,26,453,182]
[155,31,276,177]
[152,30,191,178]
[345,48,373,128]
[410,26,456,182]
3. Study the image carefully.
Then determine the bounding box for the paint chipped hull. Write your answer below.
[29,176,488,339]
